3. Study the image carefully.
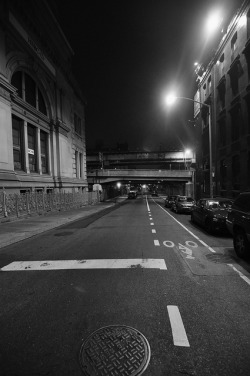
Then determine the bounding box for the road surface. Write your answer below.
[0,195,250,375]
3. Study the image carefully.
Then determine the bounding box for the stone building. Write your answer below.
[194,0,250,198]
[0,0,88,193]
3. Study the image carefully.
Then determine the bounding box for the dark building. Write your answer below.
[0,0,88,193]
[194,0,250,199]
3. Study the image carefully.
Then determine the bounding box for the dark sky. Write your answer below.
[52,0,242,151]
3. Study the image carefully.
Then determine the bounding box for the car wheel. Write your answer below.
[233,229,250,259]
[205,218,214,234]
[175,207,179,214]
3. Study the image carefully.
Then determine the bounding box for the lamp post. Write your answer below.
[165,95,213,198]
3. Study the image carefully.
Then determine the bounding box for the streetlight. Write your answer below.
[165,94,213,198]
[205,10,223,35]
[184,149,192,170]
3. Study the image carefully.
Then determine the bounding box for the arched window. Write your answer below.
[11,71,47,116]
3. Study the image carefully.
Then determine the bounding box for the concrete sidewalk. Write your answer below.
[0,196,127,250]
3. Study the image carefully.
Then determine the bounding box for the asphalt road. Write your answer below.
[0,195,250,376]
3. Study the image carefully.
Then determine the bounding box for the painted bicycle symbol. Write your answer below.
[163,240,198,259]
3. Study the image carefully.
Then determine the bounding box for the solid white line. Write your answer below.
[154,240,160,246]
[1,259,167,271]
[146,196,150,211]
[156,203,216,253]
[152,229,156,233]
[227,264,250,286]
[167,305,190,347]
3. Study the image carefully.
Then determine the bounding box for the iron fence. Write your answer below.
[0,191,99,220]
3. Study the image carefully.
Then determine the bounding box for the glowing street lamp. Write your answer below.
[165,94,213,198]
[184,149,192,170]
[205,10,223,35]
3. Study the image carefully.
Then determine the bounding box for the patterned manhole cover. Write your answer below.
[79,325,151,376]
[206,253,236,263]
[54,232,73,236]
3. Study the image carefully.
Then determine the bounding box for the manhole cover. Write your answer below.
[79,325,151,376]
[206,253,236,263]
[54,232,73,237]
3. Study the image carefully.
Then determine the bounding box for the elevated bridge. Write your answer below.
[86,149,196,196]
[87,168,194,184]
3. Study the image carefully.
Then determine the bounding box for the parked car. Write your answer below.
[171,196,195,214]
[151,191,158,197]
[128,190,137,199]
[191,197,233,233]
[165,195,179,208]
[226,192,250,259]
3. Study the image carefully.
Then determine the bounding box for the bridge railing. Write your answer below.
[88,169,194,178]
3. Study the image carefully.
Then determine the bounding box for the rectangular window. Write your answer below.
[78,117,82,135]
[12,116,24,170]
[28,124,37,172]
[75,150,78,177]
[230,69,239,96]
[231,32,237,62]
[40,131,48,174]
[79,153,82,178]
[38,89,47,115]
[208,76,212,94]
[230,106,242,142]
[11,71,22,97]
[218,117,226,147]
[25,74,36,107]
[219,54,225,77]
[74,113,82,135]
[217,82,226,111]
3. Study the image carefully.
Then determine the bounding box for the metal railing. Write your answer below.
[0,191,99,220]
[88,169,194,178]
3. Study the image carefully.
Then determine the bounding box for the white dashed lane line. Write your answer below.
[167,305,190,347]
[152,229,156,234]
[154,240,160,246]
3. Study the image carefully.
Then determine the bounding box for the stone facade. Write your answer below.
[194,0,250,199]
[0,0,88,193]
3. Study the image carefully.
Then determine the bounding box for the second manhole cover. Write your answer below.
[79,325,151,376]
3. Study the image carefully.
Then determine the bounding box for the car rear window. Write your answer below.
[208,200,233,209]
[178,196,187,201]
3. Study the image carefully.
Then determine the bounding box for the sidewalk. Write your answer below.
[0,196,127,250]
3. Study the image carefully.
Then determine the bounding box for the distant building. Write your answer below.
[194,0,250,198]
[0,0,87,193]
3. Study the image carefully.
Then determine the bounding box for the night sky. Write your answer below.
[52,0,242,151]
